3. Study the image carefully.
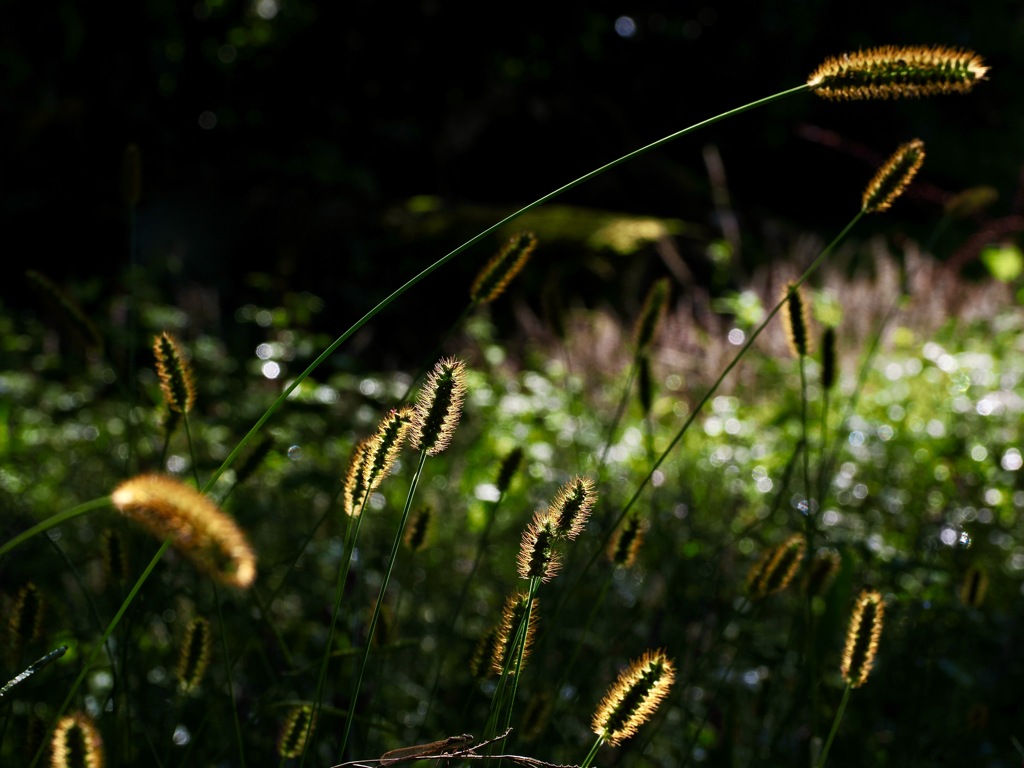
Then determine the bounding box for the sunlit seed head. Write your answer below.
[363,407,414,491]
[781,282,811,358]
[749,534,806,599]
[411,357,468,456]
[470,231,538,304]
[808,45,989,101]
[277,704,315,759]
[153,332,196,415]
[517,510,562,582]
[50,711,104,768]
[491,593,538,676]
[403,505,432,553]
[176,617,213,693]
[343,438,374,517]
[591,649,675,745]
[549,475,596,540]
[607,513,647,568]
[841,590,885,687]
[862,139,925,214]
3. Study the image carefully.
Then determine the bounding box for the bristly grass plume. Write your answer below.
[841,590,885,688]
[861,138,926,213]
[50,712,104,768]
[590,649,675,747]
[470,231,538,305]
[782,282,812,358]
[153,331,196,415]
[412,357,467,456]
[176,616,213,693]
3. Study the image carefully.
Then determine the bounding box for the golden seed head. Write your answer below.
[363,407,415,491]
[176,617,213,693]
[491,592,538,676]
[781,282,812,358]
[111,474,257,588]
[277,704,315,759]
[960,565,988,608]
[808,45,989,101]
[841,590,885,688]
[50,711,104,768]
[411,357,468,456]
[591,649,675,746]
[607,513,647,568]
[633,277,671,353]
[548,475,596,541]
[862,139,925,213]
[470,231,538,304]
[749,534,807,599]
[821,326,837,391]
[153,332,196,414]
[343,438,375,518]
[495,446,524,495]
[10,582,44,659]
[517,510,562,582]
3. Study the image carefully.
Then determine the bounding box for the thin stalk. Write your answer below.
[0,496,111,559]
[816,684,852,768]
[338,449,429,761]
[203,86,811,493]
[579,734,606,768]
[213,579,247,768]
[184,412,201,487]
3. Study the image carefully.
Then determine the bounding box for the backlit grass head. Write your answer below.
[607,512,647,568]
[808,45,988,101]
[154,332,196,415]
[404,505,433,552]
[9,582,44,662]
[111,474,257,588]
[277,704,315,759]
[592,649,675,746]
[517,509,561,582]
[491,592,538,676]
[548,475,596,541]
[781,282,811,358]
[50,711,104,768]
[470,231,537,304]
[805,548,841,597]
[495,446,524,495]
[343,438,374,517]
[176,616,213,693]
[363,407,415,491]
[862,139,925,213]
[841,590,885,688]
[411,357,467,456]
[748,534,806,599]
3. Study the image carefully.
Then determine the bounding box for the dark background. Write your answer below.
[3,0,1019,363]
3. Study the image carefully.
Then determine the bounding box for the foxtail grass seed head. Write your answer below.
[491,592,538,676]
[471,627,500,679]
[470,231,537,304]
[121,143,142,206]
[9,583,44,664]
[176,617,213,692]
[101,530,130,587]
[944,185,998,219]
[592,650,675,746]
[960,565,988,608]
[233,435,275,487]
[637,356,653,416]
[111,474,257,588]
[343,438,374,517]
[363,407,414,491]
[50,711,104,768]
[278,704,315,759]
[549,475,596,540]
[841,590,885,688]
[495,446,524,495]
[781,283,811,358]
[862,139,925,213]
[412,357,467,456]
[805,548,841,597]
[633,277,671,353]
[808,45,989,101]
[153,332,196,415]
[821,326,837,391]
[404,505,432,552]
[517,510,562,582]
[607,513,647,568]
[749,534,807,599]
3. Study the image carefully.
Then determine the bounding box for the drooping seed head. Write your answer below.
[548,475,596,541]
[176,617,213,693]
[749,534,807,599]
[50,711,104,768]
[960,565,988,608]
[153,332,196,415]
[517,510,561,582]
[111,474,257,588]
[821,326,837,391]
[862,139,925,214]
[343,438,374,518]
[633,277,671,354]
[277,704,315,759]
[363,407,415,491]
[781,282,812,358]
[411,357,467,456]
[808,45,989,101]
[495,446,524,495]
[841,589,885,688]
[491,592,538,676]
[591,649,675,746]
[470,231,538,304]
[607,513,647,568]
